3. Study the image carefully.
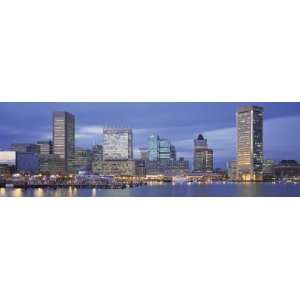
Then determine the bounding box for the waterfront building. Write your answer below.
[53,111,75,173]
[236,106,264,181]
[92,144,103,161]
[145,158,189,176]
[38,154,66,174]
[74,148,93,173]
[148,135,176,161]
[11,143,40,153]
[37,140,53,155]
[193,134,213,172]
[227,160,237,180]
[0,151,16,166]
[273,160,300,178]
[148,135,160,161]
[139,147,149,161]
[92,160,137,176]
[103,128,133,160]
[263,159,276,177]
[16,152,39,174]
[135,159,146,176]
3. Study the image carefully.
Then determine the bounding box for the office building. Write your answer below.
[37,140,53,155]
[148,135,176,161]
[16,152,39,174]
[38,154,65,174]
[74,148,93,173]
[263,159,276,177]
[92,144,103,161]
[148,135,160,161]
[145,158,189,176]
[92,160,137,176]
[236,106,264,181]
[135,159,146,176]
[227,160,237,180]
[53,111,75,173]
[103,128,133,160]
[11,143,40,153]
[193,134,213,172]
[139,147,149,161]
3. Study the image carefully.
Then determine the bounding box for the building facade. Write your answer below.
[92,144,103,161]
[103,128,133,160]
[227,160,237,180]
[74,148,93,173]
[145,158,189,176]
[53,111,75,173]
[263,159,276,177]
[92,160,137,176]
[38,154,66,174]
[148,135,176,161]
[139,147,149,161]
[193,134,213,172]
[11,143,40,153]
[37,140,53,155]
[273,160,300,178]
[236,106,264,181]
[16,152,39,174]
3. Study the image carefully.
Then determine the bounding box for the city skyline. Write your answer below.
[0,102,300,167]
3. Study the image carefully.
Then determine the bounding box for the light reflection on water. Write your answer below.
[0,183,299,197]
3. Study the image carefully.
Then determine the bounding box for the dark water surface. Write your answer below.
[1,182,300,197]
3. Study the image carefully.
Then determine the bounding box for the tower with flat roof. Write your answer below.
[236,106,264,181]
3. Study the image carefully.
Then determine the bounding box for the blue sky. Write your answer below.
[0,102,299,168]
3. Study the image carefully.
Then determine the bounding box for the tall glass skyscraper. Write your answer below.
[236,106,263,181]
[148,135,176,161]
[103,128,133,160]
[53,111,75,173]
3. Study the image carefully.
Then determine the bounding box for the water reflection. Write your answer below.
[34,188,45,197]
[0,183,299,197]
[12,188,23,197]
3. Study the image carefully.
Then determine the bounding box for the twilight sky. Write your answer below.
[0,102,299,168]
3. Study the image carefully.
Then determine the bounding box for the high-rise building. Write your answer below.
[148,135,160,161]
[37,140,53,155]
[148,135,176,161]
[11,143,40,153]
[236,106,264,181]
[103,128,133,160]
[193,134,213,172]
[53,111,75,173]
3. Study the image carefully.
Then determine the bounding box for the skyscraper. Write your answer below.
[103,128,133,160]
[148,135,160,161]
[53,111,75,173]
[148,135,176,161]
[193,134,213,172]
[236,106,263,181]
